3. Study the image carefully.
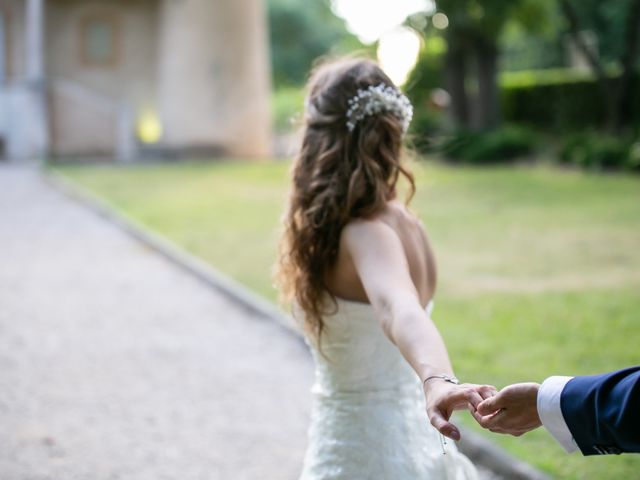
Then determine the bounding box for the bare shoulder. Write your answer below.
[388,199,422,223]
[341,217,398,249]
[370,201,425,238]
[341,201,422,246]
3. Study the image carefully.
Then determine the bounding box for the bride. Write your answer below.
[276,57,496,479]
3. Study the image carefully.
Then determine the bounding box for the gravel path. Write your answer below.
[0,164,505,480]
[0,165,312,480]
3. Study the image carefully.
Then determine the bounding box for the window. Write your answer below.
[80,14,119,67]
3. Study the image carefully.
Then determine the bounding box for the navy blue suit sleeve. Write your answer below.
[560,366,640,455]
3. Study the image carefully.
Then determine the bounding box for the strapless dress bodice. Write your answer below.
[302,298,434,398]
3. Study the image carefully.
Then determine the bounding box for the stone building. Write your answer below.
[0,0,272,161]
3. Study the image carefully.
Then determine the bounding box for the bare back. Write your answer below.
[325,200,437,307]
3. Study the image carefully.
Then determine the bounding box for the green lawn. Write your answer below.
[54,159,640,479]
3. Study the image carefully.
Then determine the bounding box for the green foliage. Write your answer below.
[497,0,564,72]
[559,132,640,172]
[405,36,448,149]
[271,86,305,133]
[435,0,554,41]
[406,36,447,95]
[408,111,446,152]
[567,0,639,64]
[628,141,640,170]
[499,23,566,72]
[501,67,640,130]
[440,125,539,163]
[500,69,632,130]
[500,68,596,88]
[268,0,364,88]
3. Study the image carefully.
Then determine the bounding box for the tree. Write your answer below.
[560,0,640,132]
[423,0,553,130]
[268,0,363,88]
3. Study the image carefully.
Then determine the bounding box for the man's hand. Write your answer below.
[425,381,497,441]
[472,382,542,436]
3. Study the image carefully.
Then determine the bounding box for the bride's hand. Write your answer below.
[424,381,497,441]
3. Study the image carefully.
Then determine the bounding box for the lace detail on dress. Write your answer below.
[298,298,478,480]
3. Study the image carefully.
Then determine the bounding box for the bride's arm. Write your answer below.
[342,219,494,440]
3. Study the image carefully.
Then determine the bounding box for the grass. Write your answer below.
[54,159,640,479]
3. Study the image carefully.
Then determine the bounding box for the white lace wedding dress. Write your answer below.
[298,297,478,480]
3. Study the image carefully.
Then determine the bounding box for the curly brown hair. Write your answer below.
[275,56,416,341]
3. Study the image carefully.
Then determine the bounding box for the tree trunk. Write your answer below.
[444,34,470,129]
[474,36,501,130]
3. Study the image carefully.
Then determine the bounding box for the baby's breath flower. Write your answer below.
[345,84,413,134]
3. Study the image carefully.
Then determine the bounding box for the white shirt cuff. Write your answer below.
[537,376,578,453]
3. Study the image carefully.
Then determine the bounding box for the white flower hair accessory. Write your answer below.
[345,83,413,133]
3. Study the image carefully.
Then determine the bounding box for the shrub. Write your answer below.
[440,125,539,164]
[627,141,640,171]
[501,69,604,130]
[405,36,446,103]
[408,109,445,152]
[501,69,640,131]
[405,36,447,150]
[559,133,639,171]
[272,87,305,133]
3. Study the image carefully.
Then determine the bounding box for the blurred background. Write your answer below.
[1,1,639,479]
[3,0,640,166]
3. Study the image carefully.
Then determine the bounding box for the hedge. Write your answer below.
[440,125,539,164]
[500,68,640,130]
[559,132,640,172]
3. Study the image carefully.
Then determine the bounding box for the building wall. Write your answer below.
[0,0,26,82]
[1,0,272,160]
[48,80,123,158]
[46,0,158,112]
[157,0,272,157]
[46,0,157,156]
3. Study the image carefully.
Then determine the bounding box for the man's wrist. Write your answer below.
[528,383,542,423]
